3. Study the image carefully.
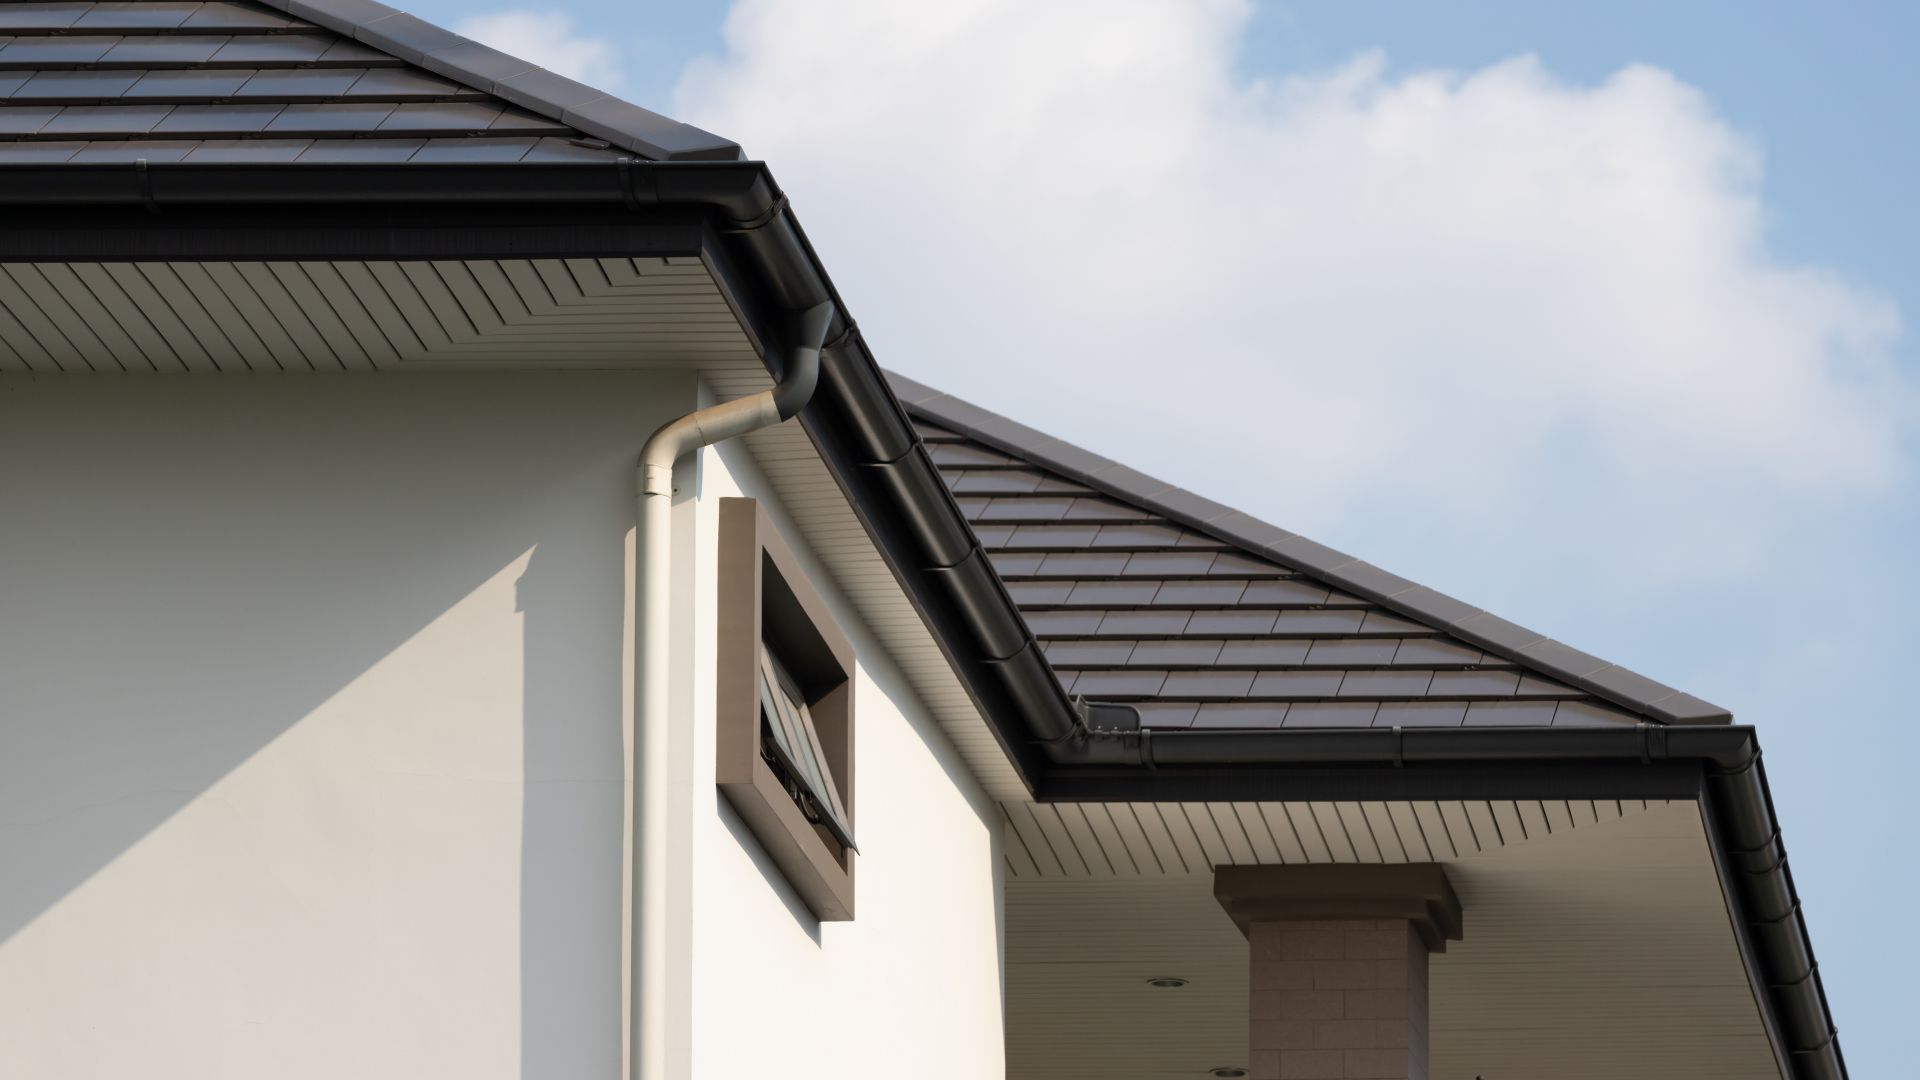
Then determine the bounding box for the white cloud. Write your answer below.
[455,10,624,92]
[673,0,1913,605]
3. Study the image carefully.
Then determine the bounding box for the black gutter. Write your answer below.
[0,160,1839,1080]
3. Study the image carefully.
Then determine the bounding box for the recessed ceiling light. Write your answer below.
[1209,1068,1249,1078]
[1145,976,1189,988]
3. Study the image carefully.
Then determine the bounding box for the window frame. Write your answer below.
[715,497,856,921]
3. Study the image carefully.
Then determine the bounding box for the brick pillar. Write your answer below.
[1247,919,1428,1080]
[1215,866,1460,1080]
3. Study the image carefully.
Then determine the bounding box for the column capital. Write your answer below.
[1213,863,1463,952]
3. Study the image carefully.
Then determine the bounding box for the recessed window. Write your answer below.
[716,498,856,921]
[756,641,856,853]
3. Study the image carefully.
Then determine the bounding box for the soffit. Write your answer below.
[1006,798,1779,1080]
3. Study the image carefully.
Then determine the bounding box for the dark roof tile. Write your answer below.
[1127,640,1225,666]
[1089,523,1183,548]
[1358,611,1429,635]
[1135,702,1201,728]
[1038,552,1130,577]
[1338,670,1434,698]
[1428,670,1520,697]
[1026,610,1104,636]
[1065,581,1159,606]
[1008,525,1100,549]
[0,0,731,162]
[291,137,423,161]
[266,101,392,131]
[1373,702,1469,727]
[1185,610,1278,636]
[1060,496,1149,522]
[895,381,1732,729]
[1391,638,1482,666]
[77,3,198,30]
[101,35,232,64]
[1121,552,1216,577]
[408,136,534,162]
[1160,670,1256,698]
[39,104,172,134]
[14,70,143,98]
[376,100,502,131]
[1302,638,1397,665]
[1193,703,1292,728]
[1096,610,1192,636]
[183,137,310,161]
[1552,701,1642,727]
[1282,702,1379,727]
[1464,701,1557,726]
[1152,580,1247,606]
[0,37,121,64]
[1217,640,1311,666]
[1007,582,1074,605]
[1249,670,1343,697]
[0,106,58,134]
[0,4,90,31]
[1272,610,1368,636]
[1514,674,1581,698]
[1071,670,1168,697]
[1239,579,1333,606]
[1043,640,1137,666]
[152,102,284,133]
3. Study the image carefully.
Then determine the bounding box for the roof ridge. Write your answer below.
[886,370,1731,725]
[244,0,738,161]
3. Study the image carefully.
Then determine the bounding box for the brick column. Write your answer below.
[1215,866,1461,1080]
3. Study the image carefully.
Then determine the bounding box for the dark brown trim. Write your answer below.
[716,498,856,922]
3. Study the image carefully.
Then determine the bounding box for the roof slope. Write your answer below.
[889,372,1732,729]
[0,0,736,164]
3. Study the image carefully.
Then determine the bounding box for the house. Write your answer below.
[0,3,1841,1079]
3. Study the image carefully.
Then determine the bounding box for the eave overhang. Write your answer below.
[0,157,1842,1080]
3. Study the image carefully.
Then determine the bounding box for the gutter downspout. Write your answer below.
[632,300,835,1080]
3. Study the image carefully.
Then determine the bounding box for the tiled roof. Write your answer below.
[889,373,1733,730]
[0,0,737,164]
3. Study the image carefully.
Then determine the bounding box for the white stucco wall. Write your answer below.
[0,373,1006,1079]
[685,437,1006,1080]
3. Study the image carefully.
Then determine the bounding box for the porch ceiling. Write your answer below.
[1006,798,1778,1080]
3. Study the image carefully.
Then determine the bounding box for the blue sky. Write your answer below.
[422,1,1913,1070]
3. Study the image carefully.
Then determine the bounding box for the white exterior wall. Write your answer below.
[685,436,1006,1080]
[0,374,1006,1080]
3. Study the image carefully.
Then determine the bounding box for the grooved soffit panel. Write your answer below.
[887,371,1732,728]
[0,0,739,163]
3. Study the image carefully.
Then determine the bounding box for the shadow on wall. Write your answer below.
[0,372,687,1077]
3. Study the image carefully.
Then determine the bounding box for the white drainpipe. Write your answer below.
[632,300,835,1080]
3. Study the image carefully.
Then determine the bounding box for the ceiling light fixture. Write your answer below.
[1145,976,1189,988]
[1209,1068,1249,1078]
